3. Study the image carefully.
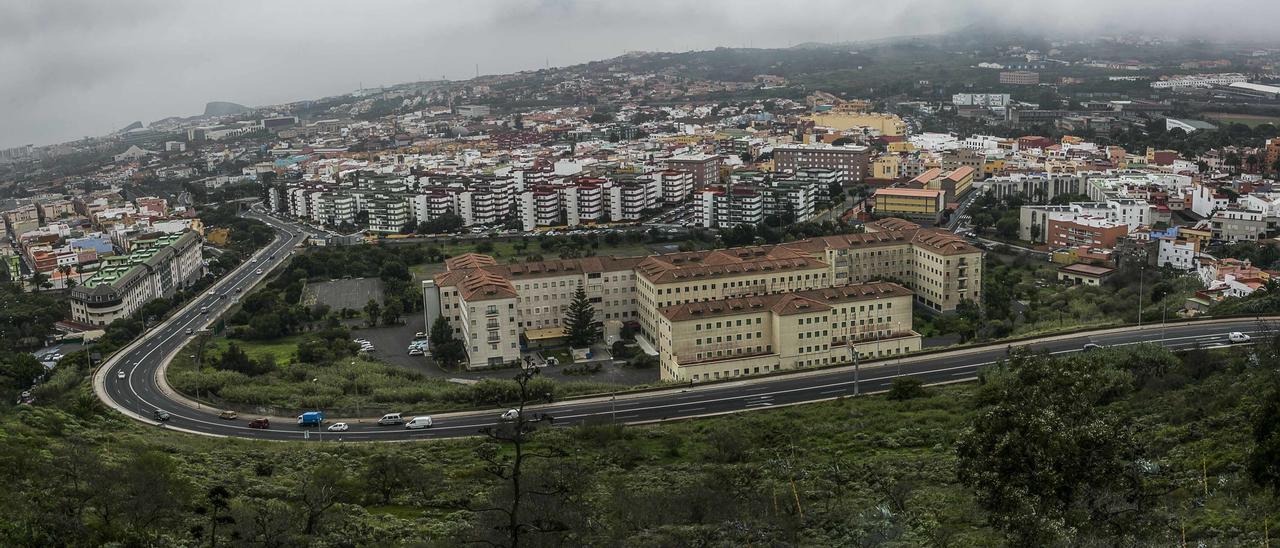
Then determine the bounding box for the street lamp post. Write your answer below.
[1161,304,1168,345]
[611,392,617,423]
[1137,264,1145,328]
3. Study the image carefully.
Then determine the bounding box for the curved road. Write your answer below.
[94,210,1276,441]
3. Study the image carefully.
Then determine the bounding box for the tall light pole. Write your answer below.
[1161,304,1168,345]
[351,361,359,419]
[847,341,860,396]
[1137,264,1145,328]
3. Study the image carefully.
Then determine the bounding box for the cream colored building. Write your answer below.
[655,283,919,382]
[804,112,907,137]
[427,218,981,371]
[428,253,643,369]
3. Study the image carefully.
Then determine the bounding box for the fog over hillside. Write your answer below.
[3,0,1278,148]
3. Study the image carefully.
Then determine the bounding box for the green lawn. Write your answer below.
[1203,112,1280,128]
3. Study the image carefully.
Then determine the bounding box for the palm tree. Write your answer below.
[28,271,49,293]
[57,265,72,289]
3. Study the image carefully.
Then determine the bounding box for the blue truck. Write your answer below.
[297,411,324,427]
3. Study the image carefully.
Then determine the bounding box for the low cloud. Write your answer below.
[2,0,1277,148]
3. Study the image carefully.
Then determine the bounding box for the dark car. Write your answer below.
[152,409,171,421]
[248,418,270,429]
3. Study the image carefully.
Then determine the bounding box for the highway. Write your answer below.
[94,209,1276,442]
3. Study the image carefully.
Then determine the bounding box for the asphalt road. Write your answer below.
[94,208,1277,442]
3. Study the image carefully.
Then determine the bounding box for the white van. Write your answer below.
[377,413,404,426]
[405,416,433,429]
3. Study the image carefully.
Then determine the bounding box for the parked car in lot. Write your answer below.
[327,422,349,432]
[248,418,270,429]
[377,413,405,426]
[405,416,433,429]
[1228,332,1252,343]
[219,410,238,420]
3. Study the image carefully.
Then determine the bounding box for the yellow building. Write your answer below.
[887,141,916,153]
[875,188,944,222]
[655,283,920,382]
[805,112,907,137]
[872,154,901,180]
[983,158,1006,178]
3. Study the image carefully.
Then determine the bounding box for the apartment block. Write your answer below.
[773,144,870,183]
[1047,217,1128,249]
[69,231,204,326]
[658,170,694,204]
[1211,208,1267,242]
[999,71,1040,85]
[664,154,722,187]
[694,186,764,228]
[873,188,945,223]
[518,187,563,230]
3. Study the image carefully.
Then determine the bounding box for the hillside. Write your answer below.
[2,340,1277,545]
[203,101,251,117]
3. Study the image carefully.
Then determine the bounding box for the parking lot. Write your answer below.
[304,278,384,311]
[351,313,659,386]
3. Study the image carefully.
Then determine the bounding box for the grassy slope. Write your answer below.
[5,344,1278,545]
[165,335,627,416]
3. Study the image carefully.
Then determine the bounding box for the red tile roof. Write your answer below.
[659,282,912,321]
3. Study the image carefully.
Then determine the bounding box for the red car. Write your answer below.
[248,418,270,429]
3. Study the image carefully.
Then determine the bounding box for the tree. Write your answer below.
[364,299,381,327]
[564,286,597,348]
[429,315,453,351]
[295,458,355,536]
[994,216,1019,240]
[192,485,233,548]
[363,452,409,505]
[956,349,1147,545]
[0,351,46,389]
[471,367,567,547]
[28,271,49,293]
[380,300,402,326]
[886,377,928,401]
[429,316,467,369]
[1250,380,1280,494]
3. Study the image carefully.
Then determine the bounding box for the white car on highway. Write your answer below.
[116,370,126,379]
[1228,332,1252,343]
[327,422,349,432]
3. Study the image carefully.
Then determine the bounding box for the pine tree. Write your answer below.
[564,285,597,348]
[429,315,453,350]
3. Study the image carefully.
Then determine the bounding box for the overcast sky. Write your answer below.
[3,0,1279,149]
